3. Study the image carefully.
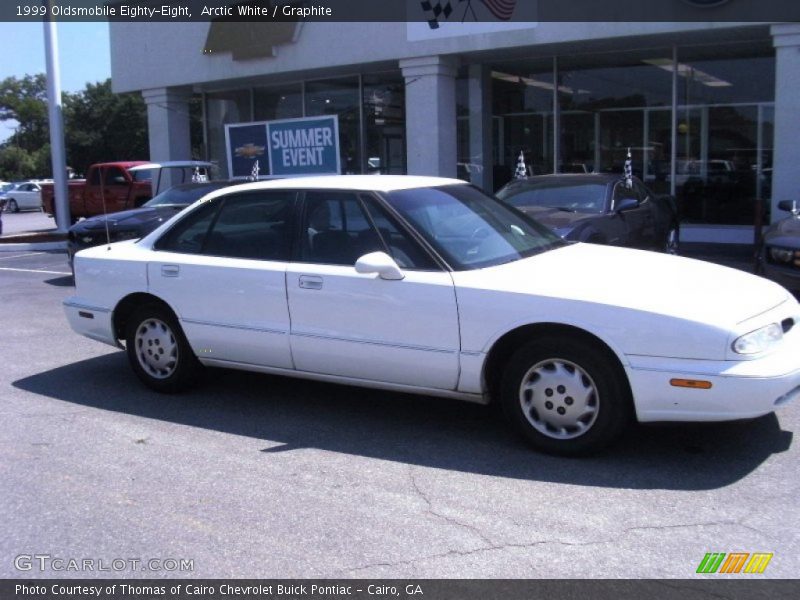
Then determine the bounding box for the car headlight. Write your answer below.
[732,323,783,355]
[768,246,796,264]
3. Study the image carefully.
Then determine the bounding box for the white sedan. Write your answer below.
[2,181,43,212]
[64,176,800,455]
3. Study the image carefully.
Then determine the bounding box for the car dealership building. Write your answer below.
[109,18,800,242]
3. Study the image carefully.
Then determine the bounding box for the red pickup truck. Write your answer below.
[42,161,153,223]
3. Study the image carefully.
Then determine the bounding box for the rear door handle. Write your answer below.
[161,264,180,277]
[299,275,323,290]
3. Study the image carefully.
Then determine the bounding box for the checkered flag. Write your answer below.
[191,167,208,183]
[514,151,527,179]
[250,160,260,181]
[623,148,633,189]
[421,0,455,29]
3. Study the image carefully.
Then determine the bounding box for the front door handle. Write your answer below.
[298,275,323,290]
[161,264,180,277]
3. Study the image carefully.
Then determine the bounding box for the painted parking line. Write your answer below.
[0,267,71,275]
[0,252,43,261]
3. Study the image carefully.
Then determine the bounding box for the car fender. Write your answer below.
[478,315,631,368]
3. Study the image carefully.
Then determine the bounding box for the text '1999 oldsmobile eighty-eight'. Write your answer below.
[65,176,800,455]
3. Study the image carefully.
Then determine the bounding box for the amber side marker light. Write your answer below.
[670,378,713,389]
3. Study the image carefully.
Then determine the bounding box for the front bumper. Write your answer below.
[627,328,800,422]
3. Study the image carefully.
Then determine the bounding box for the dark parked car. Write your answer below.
[67,180,234,267]
[496,174,679,254]
[759,200,800,294]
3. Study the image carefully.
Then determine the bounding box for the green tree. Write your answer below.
[0,76,151,181]
[0,74,49,152]
[64,80,149,175]
[0,145,36,180]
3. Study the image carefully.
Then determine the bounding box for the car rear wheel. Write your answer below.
[500,336,632,456]
[125,304,200,393]
[7,199,18,213]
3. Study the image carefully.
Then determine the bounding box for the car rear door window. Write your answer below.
[202,192,294,261]
[155,200,221,254]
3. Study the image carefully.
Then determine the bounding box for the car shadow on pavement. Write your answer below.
[43,275,74,287]
[13,352,793,491]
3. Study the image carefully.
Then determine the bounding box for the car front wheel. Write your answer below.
[125,304,200,393]
[7,199,18,213]
[664,225,679,255]
[500,336,632,456]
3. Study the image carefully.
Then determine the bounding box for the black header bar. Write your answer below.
[3,0,800,23]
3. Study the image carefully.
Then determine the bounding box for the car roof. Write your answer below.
[93,161,150,169]
[223,175,468,194]
[164,180,237,191]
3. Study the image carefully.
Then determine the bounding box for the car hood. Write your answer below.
[71,206,187,232]
[518,206,594,231]
[456,243,790,331]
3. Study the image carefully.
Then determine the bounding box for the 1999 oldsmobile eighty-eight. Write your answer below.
[64,176,800,455]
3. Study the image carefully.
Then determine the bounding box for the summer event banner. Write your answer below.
[225,116,341,179]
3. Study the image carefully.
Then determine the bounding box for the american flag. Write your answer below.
[191,167,208,183]
[480,0,516,20]
[251,160,260,181]
[624,148,633,188]
[515,151,527,180]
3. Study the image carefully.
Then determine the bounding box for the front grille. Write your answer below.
[782,318,795,334]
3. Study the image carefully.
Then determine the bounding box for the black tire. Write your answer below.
[8,199,18,213]
[500,336,632,456]
[125,303,200,393]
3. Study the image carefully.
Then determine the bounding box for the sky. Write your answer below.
[0,21,111,143]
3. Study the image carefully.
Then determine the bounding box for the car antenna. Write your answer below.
[100,167,111,250]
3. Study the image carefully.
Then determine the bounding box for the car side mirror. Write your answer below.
[355,251,405,280]
[615,198,638,213]
[777,200,798,214]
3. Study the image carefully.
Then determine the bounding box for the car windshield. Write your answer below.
[384,184,564,270]
[143,183,228,208]
[497,181,608,214]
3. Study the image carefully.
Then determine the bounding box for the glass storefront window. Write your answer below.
[675,45,775,224]
[490,66,554,184]
[556,49,673,178]
[363,73,406,175]
[305,77,361,174]
[254,83,303,121]
[487,41,775,227]
[206,90,252,179]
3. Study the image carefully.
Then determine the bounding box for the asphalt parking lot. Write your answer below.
[1,250,798,579]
